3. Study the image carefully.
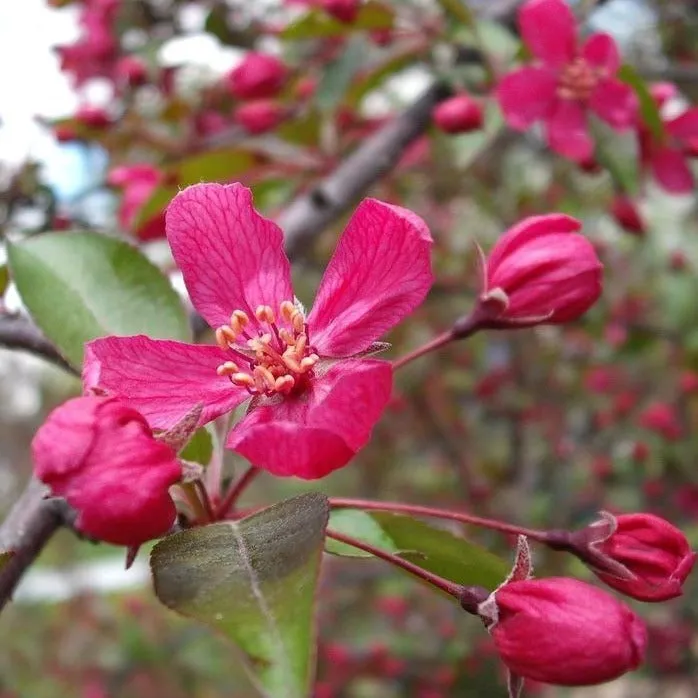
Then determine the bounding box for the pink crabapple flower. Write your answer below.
[496,0,638,162]
[465,214,602,331]
[432,94,483,134]
[32,396,182,546]
[83,183,433,479]
[226,52,288,101]
[107,164,166,240]
[484,577,647,686]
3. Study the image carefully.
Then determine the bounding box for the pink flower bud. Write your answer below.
[485,577,647,686]
[233,100,287,134]
[610,194,645,236]
[432,94,483,134]
[115,55,148,87]
[680,370,698,394]
[75,105,111,129]
[226,52,288,100]
[32,397,182,546]
[588,513,696,602]
[467,214,602,331]
[638,401,682,440]
[321,0,360,22]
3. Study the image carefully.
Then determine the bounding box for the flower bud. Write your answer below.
[484,577,647,685]
[638,401,682,440]
[115,55,148,87]
[32,397,182,546]
[465,214,602,331]
[578,513,696,602]
[226,52,288,100]
[321,0,360,23]
[233,100,287,134]
[75,105,111,129]
[610,194,645,236]
[432,94,483,134]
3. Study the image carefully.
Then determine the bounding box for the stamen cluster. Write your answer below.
[215,300,319,396]
[557,57,602,101]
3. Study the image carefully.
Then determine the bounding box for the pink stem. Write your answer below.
[216,466,261,520]
[391,331,454,371]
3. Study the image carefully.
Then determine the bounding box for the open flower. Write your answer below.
[496,0,637,162]
[84,183,433,479]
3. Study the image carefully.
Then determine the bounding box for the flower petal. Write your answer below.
[650,147,694,194]
[666,107,698,141]
[227,359,393,479]
[590,79,638,130]
[496,67,558,131]
[306,199,433,356]
[581,32,620,74]
[545,100,593,162]
[83,335,248,430]
[519,0,577,68]
[165,183,294,331]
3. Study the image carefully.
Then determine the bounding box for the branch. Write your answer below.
[0,313,76,374]
[278,81,452,257]
[0,479,72,612]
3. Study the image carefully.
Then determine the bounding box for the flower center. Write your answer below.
[215,300,319,397]
[557,58,600,101]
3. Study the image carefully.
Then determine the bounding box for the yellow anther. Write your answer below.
[231,310,250,327]
[215,327,230,351]
[279,300,296,323]
[216,361,239,376]
[275,375,295,393]
[253,365,276,391]
[279,328,295,346]
[295,333,307,356]
[299,355,318,371]
[231,373,256,388]
[255,305,275,324]
[291,311,305,333]
[282,355,303,373]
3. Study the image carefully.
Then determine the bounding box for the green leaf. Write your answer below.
[346,51,419,106]
[151,493,330,698]
[0,551,12,572]
[0,265,8,296]
[618,64,665,141]
[436,0,475,26]
[282,1,393,40]
[326,510,399,557]
[315,37,367,112]
[176,149,256,186]
[591,117,639,196]
[8,232,191,368]
[371,513,508,591]
[179,427,213,465]
[204,6,256,48]
[133,185,179,231]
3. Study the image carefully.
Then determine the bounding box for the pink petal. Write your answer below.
[650,147,695,194]
[519,0,577,68]
[307,199,433,357]
[589,78,638,130]
[666,108,698,141]
[545,100,593,162]
[486,214,581,280]
[581,32,620,74]
[496,67,558,131]
[83,335,248,430]
[227,359,393,479]
[165,183,294,331]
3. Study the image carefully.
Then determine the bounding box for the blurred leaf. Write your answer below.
[347,51,419,106]
[437,0,475,26]
[176,149,257,186]
[592,119,639,196]
[0,265,8,296]
[326,510,399,557]
[179,427,213,465]
[134,185,178,230]
[371,513,508,591]
[8,232,190,368]
[204,5,256,48]
[151,493,329,698]
[282,2,393,40]
[618,64,664,141]
[0,551,12,571]
[315,37,367,112]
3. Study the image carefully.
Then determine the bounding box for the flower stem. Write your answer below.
[325,528,462,597]
[391,331,455,371]
[216,466,261,520]
[194,480,216,523]
[329,498,550,543]
[180,482,211,524]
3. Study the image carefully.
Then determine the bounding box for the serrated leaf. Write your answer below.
[326,510,399,557]
[151,493,329,698]
[179,427,213,465]
[282,1,393,40]
[8,232,191,368]
[618,64,664,142]
[371,513,508,591]
[315,37,367,112]
[437,0,475,26]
